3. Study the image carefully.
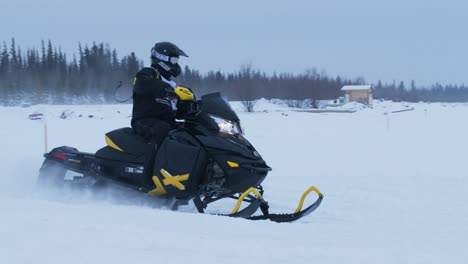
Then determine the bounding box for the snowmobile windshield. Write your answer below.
[200,93,239,123]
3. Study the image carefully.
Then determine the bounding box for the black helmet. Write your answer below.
[151,42,188,78]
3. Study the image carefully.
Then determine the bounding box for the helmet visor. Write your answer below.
[170,56,179,64]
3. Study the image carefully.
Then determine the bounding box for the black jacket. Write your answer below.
[131,67,176,125]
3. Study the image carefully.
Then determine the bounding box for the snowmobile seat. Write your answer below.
[101,127,153,157]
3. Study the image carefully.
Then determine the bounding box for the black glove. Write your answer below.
[164,87,177,100]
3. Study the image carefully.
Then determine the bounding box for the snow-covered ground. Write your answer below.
[1,100,467,263]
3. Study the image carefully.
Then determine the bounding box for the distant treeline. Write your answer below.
[0,38,467,106]
[0,39,141,105]
[374,80,468,103]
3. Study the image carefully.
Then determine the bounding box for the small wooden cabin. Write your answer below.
[341,85,373,105]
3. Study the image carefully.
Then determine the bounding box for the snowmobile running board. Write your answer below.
[197,186,323,223]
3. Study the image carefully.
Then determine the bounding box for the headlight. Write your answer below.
[209,115,243,135]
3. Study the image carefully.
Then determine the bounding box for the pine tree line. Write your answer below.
[180,65,355,103]
[1,38,468,106]
[0,38,142,105]
[374,80,468,103]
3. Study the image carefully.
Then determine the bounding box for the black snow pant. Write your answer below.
[131,118,172,183]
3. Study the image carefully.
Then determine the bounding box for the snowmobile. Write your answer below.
[37,89,323,222]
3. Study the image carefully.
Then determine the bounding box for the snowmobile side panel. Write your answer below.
[94,156,146,186]
[188,131,271,193]
[150,134,207,199]
[195,133,261,160]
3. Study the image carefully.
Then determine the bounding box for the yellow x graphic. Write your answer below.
[160,169,190,190]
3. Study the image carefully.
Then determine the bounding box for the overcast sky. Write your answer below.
[2,0,467,86]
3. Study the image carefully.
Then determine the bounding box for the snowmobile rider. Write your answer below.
[131,42,189,145]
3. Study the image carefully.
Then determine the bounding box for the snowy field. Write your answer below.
[1,100,467,263]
